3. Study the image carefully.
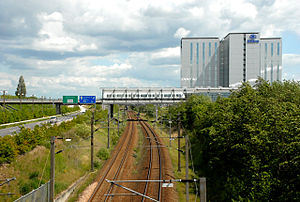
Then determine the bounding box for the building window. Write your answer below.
[202,42,205,86]
[215,42,218,87]
[196,43,199,65]
[190,43,193,64]
[271,63,273,83]
[209,42,211,57]
[277,65,280,81]
[264,63,267,81]
[277,42,280,56]
[265,43,267,56]
[271,43,273,56]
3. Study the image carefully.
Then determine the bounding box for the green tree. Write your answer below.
[15,75,26,98]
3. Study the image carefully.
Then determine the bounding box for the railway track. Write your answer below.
[88,112,137,201]
[138,119,164,202]
[87,112,175,202]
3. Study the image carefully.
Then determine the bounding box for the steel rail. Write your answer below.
[140,120,153,202]
[139,120,162,202]
[103,113,135,201]
[88,112,134,202]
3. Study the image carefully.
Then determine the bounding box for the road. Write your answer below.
[0,106,86,137]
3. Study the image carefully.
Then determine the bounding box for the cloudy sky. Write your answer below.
[0,0,300,98]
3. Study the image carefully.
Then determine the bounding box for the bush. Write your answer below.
[97,148,109,160]
[93,160,101,169]
[74,124,90,138]
[0,136,18,164]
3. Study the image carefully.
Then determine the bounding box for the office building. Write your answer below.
[181,32,282,88]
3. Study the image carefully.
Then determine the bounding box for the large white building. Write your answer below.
[181,32,282,88]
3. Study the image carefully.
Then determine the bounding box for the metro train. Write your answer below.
[102,90,186,99]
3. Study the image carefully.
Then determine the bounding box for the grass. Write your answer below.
[132,124,146,175]
[0,112,126,202]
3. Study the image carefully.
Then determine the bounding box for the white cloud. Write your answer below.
[0,79,13,89]
[1,0,300,98]
[174,28,190,39]
[151,47,180,59]
[283,54,300,66]
[283,54,300,81]
[33,12,98,52]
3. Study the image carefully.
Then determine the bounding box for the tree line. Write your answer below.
[165,78,300,201]
[0,105,80,124]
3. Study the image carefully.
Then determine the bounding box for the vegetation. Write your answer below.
[15,75,26,98]
[96,148,109,160]
[0,105,125,201]
[0,104,79,124]
[166,79,300,201]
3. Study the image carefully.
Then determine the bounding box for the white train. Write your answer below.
[102,88,186,100]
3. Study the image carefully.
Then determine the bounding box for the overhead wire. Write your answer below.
[182,125,199,202]
[38,149,50,187]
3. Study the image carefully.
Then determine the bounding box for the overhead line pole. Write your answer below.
[118,106,120,136]
[107,112,110,149]
[91,110,94,171]
[185,132,189,202]
[50,136,55,202]
[177,113,181,172]
[169,114,172,147]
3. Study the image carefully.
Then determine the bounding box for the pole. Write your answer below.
[50,136,55,202]
[169,114,172,147]
[177,113,181,172]
[42,96,44,115]
[91,111,94,171]
[107,113,110,149]
[122,106,125,126]
[2,90,6,122]
[155,105,158,122]
[2,90,5,109]
[200,178,207,202]
[118,107,120,136]
[185,133,189,202]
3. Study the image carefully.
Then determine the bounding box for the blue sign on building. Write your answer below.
[247,34,259,43]
[79,96,96,104]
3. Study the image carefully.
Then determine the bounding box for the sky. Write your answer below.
[0,0,300,98]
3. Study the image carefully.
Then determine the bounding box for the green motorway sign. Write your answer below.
[63,96,78,104]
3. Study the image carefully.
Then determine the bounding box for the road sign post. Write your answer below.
[79,96,96,104]
[63,96,78,104]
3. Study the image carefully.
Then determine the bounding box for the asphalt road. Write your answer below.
[0,112,83,137]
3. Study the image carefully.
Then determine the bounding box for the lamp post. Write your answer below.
[50,136,71,202]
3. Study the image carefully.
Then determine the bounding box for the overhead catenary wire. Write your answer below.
[182,125,199,202]
[38,149,50,187]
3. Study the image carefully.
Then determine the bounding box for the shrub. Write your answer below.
[0,136,18,164]
[97,148,109,160]
[93,160,101,169]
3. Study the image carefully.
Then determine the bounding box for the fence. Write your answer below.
[14,181,50,202]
